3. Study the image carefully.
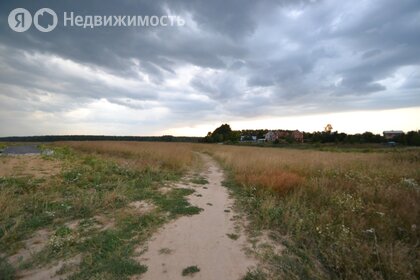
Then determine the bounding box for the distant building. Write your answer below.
[383,130,404,140]
[240,135,257,142]
[291,130,304,143]
[264,131,277,142]
[265,130,304,143]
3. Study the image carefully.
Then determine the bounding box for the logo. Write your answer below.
[8,8,31,32]
[8,8,185,32]
[8,8,58,32]
[34,8,58,32]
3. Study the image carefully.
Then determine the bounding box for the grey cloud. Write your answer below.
[0,0,419,136]
[337,75,386,94]
[362,49,381,59]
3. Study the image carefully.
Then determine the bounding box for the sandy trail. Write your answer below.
[137,153,255,280]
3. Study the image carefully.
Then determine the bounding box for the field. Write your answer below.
[0,142,419,279]
[0,142,201,279]
[201,145,420,279]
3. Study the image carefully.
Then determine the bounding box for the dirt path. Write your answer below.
[137,153,255,280]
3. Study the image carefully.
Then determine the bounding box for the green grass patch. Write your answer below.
[158,248,173,255]
[152,188,202,217]
[226,233,239,240]
[182,265,200,276]
[243,268,267,280]
[190,176,209,185]
[0,256,15,280]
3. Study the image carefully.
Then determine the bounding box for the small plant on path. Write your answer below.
[182,265,200,276]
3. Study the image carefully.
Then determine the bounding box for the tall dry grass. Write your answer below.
[201,145,396,192]
[55,141,196,174]
[198,144,420,279]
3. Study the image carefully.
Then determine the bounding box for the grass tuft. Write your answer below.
[191,177,209,185]
[0,256,15,280]
[182,265,200,276]
[226,233,239,240]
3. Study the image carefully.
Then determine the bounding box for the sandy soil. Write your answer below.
[0,155,61,178]
[8,228,81,280]
[16,255,81,280]
[9,229,52,266]
[135,154,256,280]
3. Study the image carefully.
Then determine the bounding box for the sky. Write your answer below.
[0,0,419,137]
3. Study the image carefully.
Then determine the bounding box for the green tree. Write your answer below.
[205,124,239,143]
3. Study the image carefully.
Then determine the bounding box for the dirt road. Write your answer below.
[137,153,255,280]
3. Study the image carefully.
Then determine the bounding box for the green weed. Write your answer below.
[191,176,209,185]
[182,265,200,276]
[226,233,239,240]
[0,256,15,280]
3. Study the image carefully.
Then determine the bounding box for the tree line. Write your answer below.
[1,126,419,146]
[202,124,420,146]
[304,131,420,145]
[0,135,202,143]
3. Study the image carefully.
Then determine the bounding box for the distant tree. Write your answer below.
[204,124,239,143]
[360,132,382,143]
[161,135,174,142]
[212,124,231,137]
[393,133,406,145]
[229,130,241,142]
[406,131,420,146]
[203,132,213,143]
[336,132,347,142]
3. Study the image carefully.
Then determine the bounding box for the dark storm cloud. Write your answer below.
[0,0,419,135]
[0,0,249,77]
[0,46,157,102]
[361,49,381,59]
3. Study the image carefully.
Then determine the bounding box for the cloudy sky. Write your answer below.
[0,0,419,136]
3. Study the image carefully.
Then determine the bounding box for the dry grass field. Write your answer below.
[200,145,420,279]
[0,142,419,279]
[59,141,196,173]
